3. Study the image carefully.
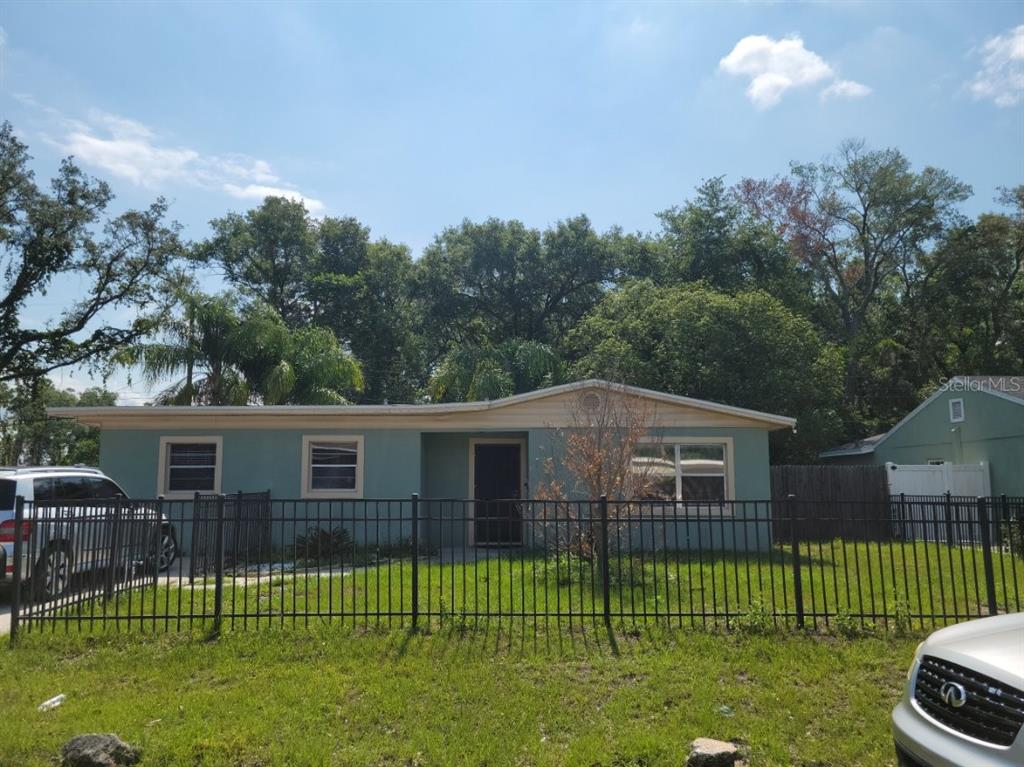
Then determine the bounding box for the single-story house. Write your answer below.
[819,376,1024,497]
[50,379,795,548]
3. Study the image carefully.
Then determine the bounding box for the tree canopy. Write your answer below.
[569,282,845,461]
[0,121,183,384]
[3,124,1019,466]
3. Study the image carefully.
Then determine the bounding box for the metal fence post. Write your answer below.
[977,497,999,616]
[152,497,163,588]
[411,493,419,629]
[944,491,955,546]
[213,493,226,633]
[788,494,805,629]
[9,496,25,645]
[997,494,1008,549]
[104,498,123,601]
[599,495,611,626]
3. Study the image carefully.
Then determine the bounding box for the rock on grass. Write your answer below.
[61,734,140,767]
[687,737,743,766]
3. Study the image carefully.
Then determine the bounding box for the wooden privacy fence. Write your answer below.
[772,464,890,540]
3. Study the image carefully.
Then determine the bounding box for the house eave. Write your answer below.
[47,379,797,431]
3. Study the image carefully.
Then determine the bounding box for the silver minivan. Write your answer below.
[1,467,176,600]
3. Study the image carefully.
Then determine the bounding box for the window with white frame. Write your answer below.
[632,441,730,502]
[301,435,364,497]
[949,398,965,423]
[159,437,222,496]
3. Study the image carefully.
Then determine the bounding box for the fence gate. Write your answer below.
[190,490,271,578]
[886,462,991,497]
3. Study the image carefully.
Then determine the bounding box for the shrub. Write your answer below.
[999,515,1024,560]
[294,526,353,562]
[731,599,776,635]
[830,609,877,638]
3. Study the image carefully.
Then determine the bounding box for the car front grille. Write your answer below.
[914,654,1024,747]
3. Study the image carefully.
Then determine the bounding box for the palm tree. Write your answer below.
[428,339,561,402]
[127,293,363,405]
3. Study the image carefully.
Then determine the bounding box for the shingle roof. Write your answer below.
[818,433,886,459]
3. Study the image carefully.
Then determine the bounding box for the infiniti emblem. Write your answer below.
[940,681,968,708]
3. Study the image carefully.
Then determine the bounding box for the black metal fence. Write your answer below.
[7,493,1023,641]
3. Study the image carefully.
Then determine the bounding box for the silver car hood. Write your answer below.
[920,612,1024,689]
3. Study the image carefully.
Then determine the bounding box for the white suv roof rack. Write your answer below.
[0,466,105,476]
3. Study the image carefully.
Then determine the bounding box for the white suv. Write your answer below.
[893,612,1024,766]
[0,466,177,600]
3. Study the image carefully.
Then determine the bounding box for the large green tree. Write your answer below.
[0,381,116,465]
[309,220,421,403]
[569,282,845,461]
[0,121,183,384]
[657,177,810,310]
[736,140,972,413]
[912,186,1024,376]
[414,215,615,360]
[197,197,317,326]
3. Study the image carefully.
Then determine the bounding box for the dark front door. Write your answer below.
[473,443,522,546]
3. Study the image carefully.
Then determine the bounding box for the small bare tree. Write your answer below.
[535,383,662,560]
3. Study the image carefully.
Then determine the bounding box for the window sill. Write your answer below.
[300,490,364,500]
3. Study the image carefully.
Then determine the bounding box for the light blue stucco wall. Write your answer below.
[99,428,423,499]
[100,425,773,502]
[824,389,1024,496]
[99,423,778,551]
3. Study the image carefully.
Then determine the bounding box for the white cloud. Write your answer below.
[821,79,872,101]
[23,98,324,211]
[968,24,1024,108]
[62,111,199,187]
[223,183,325,215]
[719,34,870,109]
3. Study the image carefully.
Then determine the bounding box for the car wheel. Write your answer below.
[159,526,177,572]
[33,545,72,601]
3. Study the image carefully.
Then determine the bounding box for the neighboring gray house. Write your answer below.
[820,376,1024,497]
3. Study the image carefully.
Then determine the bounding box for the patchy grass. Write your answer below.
[0,627,919,767]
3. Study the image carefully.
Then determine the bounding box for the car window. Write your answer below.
[0,479,15,512]
[52,476,91,502]
[32,477,54,503]
[85,478,124,499]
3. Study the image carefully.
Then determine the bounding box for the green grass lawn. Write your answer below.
[22,541,1022,635]
[0,627,920,767]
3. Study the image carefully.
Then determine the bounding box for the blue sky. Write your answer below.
[1,2,1022,401]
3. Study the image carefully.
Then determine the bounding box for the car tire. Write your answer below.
[32,544,72,601]
[159,525,178,572]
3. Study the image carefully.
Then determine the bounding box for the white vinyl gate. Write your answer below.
[887,462,992,543]
[886,462,991,497]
